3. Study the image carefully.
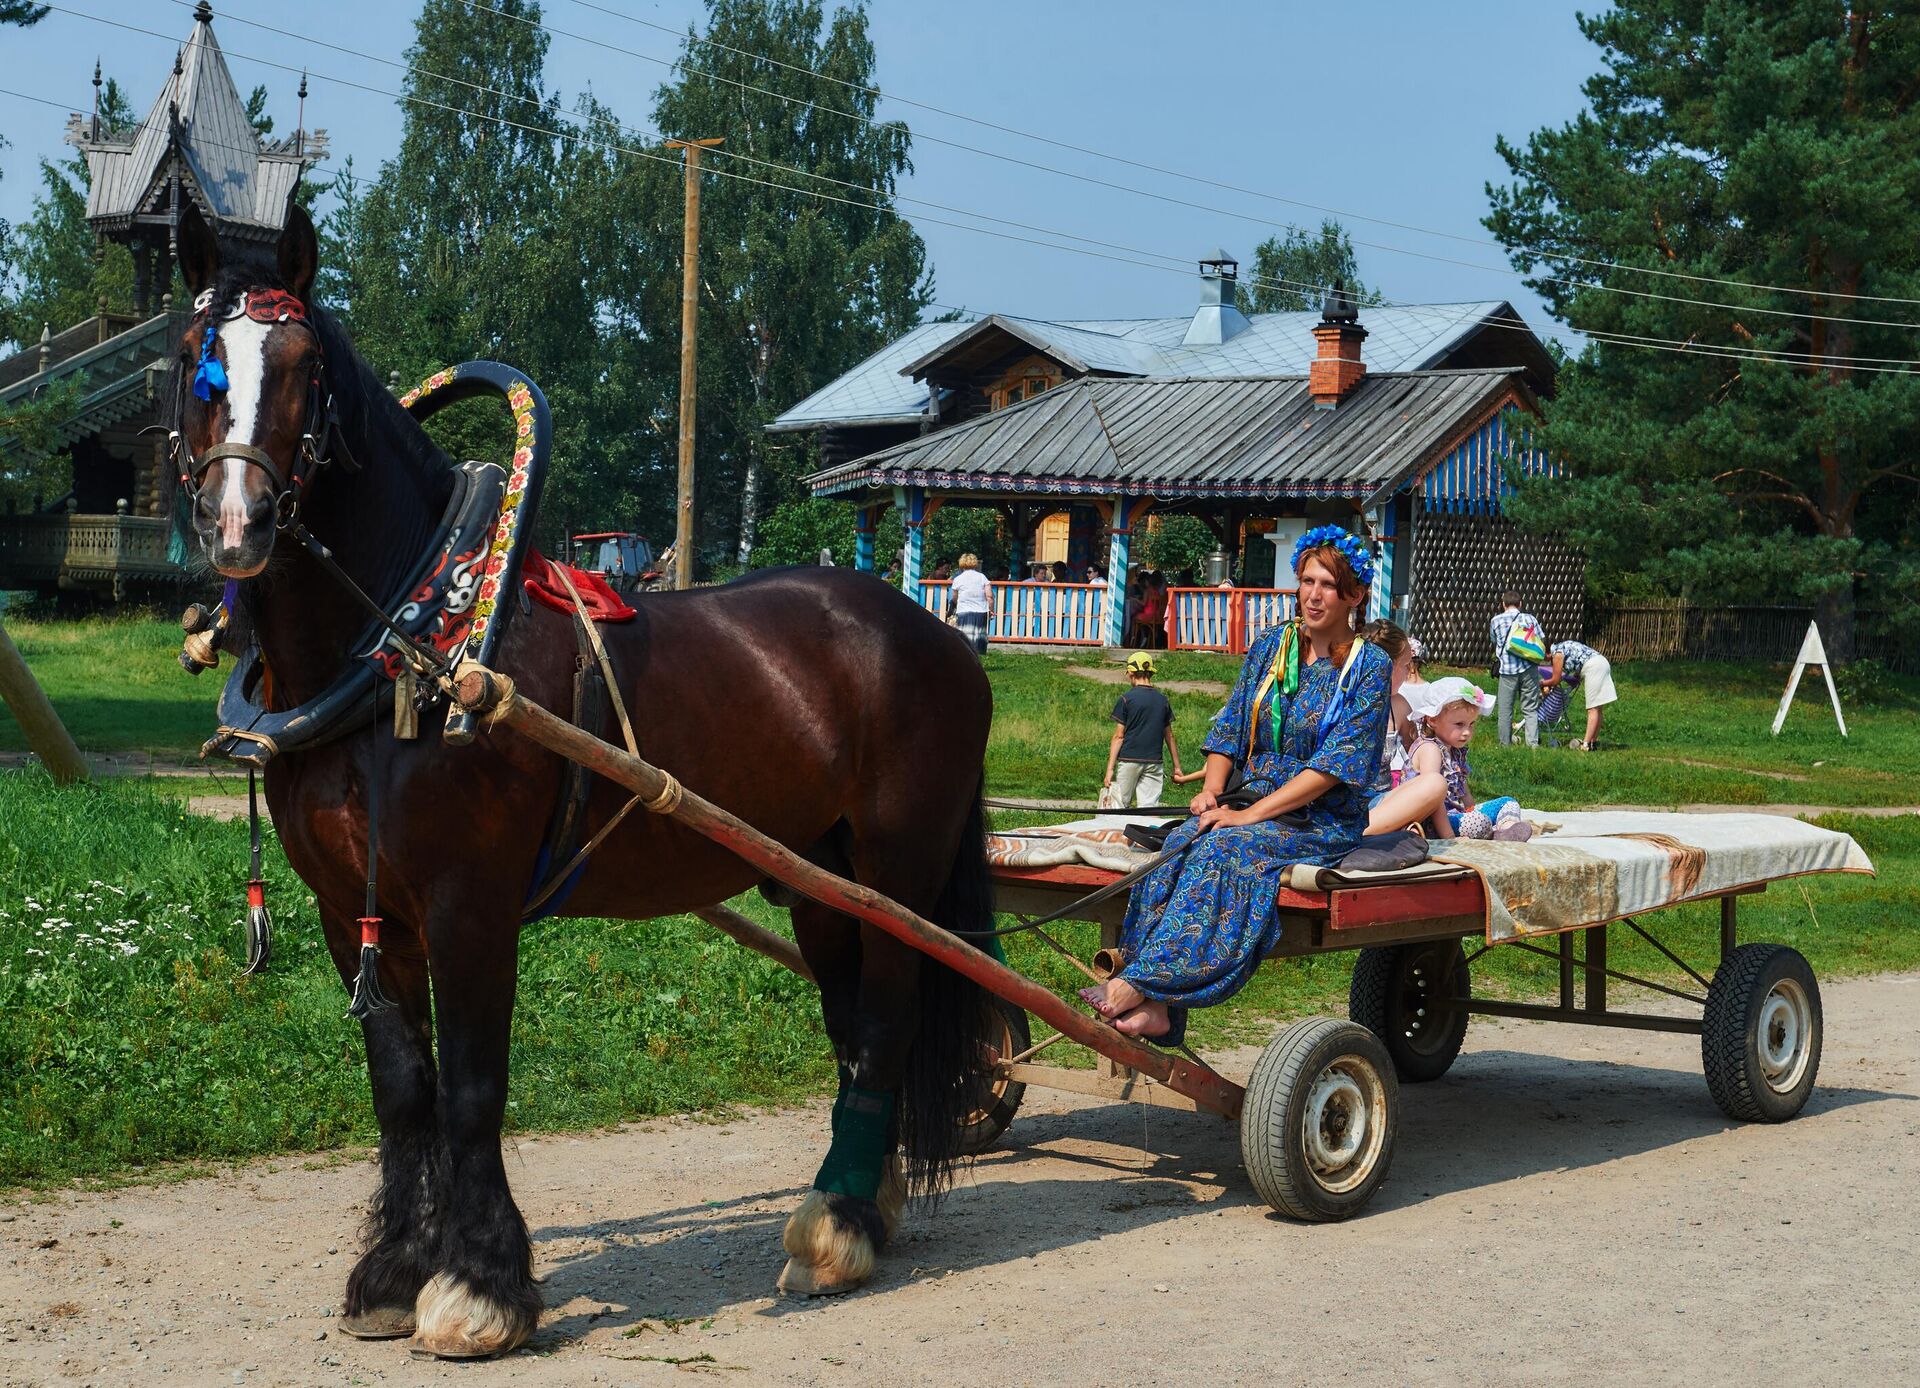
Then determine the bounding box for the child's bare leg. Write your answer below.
[1365,777,1445,836]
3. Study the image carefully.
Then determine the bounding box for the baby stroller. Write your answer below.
[1536,662,1576,748]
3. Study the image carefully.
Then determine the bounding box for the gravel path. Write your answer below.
[4,973,1916,1386]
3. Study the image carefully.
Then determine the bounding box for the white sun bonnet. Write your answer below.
[1404,676,1497,724]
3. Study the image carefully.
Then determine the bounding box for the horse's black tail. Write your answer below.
[896,780,998,1200]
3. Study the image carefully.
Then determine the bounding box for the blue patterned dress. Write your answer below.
[1116,628,1391,1027]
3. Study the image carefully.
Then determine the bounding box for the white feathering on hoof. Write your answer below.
[775,1191,876,1298]
[876,1156,907,1244]
[410,1272,534,1359]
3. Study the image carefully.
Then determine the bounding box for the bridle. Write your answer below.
[169,288,357,532]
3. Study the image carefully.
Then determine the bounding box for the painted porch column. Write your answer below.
[853,504,879,572]
[1368,505,1396,622]
[900,487,929,607]
[1104,496,1135,648]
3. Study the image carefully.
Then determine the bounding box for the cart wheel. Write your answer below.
[1241,1018,1397,1221]
[1348,940,1470,1083]
[1702,943,1822,1122]
[957,999,1030,1155]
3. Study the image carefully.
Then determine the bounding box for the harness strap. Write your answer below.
[519,565,644,919]
[550,564,638,756]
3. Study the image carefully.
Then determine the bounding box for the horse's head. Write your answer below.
[172,203,327,578]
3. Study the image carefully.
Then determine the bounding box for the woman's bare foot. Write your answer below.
[1095,978,1144,1018]
[1113,1001,1171,1038]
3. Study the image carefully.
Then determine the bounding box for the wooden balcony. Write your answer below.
[0,510,184,598]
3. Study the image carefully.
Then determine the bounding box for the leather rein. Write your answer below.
[167,288,358,533]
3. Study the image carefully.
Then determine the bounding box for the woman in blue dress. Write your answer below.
[1093,531,1391,1042]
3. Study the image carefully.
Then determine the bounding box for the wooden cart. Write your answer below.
[446,662,1833,1224]
[985,860,1820,1220]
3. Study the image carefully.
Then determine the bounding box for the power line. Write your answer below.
[530,0,1920,315]
[120,3,1920,364]
[10,27,1917,378]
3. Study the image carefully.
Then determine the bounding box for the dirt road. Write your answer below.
[5,974,1916,1387]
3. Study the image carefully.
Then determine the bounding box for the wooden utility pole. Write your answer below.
[665,137,723,591]
[0,618,88,784]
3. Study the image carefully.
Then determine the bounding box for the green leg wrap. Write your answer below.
[812,1086,895,1200]
[981,930,1008,966]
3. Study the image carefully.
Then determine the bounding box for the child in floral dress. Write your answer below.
[1401,677,1534,841]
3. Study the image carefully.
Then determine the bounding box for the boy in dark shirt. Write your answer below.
[1103,652,1184,808]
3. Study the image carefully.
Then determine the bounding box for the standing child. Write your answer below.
[1400,677,1535,841]
[1103,652,1185,808]
[1490,591,1546,747]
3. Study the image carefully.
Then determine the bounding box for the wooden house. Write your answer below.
[774,256,1582,662]
[0,2,325,599]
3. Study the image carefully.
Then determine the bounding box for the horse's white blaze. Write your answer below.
[213,310,274,551]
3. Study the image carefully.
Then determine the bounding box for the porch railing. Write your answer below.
[1167,587,1296,654]
[0,512,182,594]
[916,579,1109,645]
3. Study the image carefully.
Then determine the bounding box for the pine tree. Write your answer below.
[0,2,48,27]
[1487,2,1920,659]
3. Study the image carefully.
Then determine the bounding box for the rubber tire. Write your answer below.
[1702,943,1822,1122]
[1240,1017,1397,1222]
[956,998,1030,1155]
[1348,941,1470,1083]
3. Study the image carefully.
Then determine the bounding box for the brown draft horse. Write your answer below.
[165,205,998,1357]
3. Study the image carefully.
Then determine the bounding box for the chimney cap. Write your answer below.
[1199,247,1237,275]
[1321,277,1361,326]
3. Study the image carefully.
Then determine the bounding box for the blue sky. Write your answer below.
[1,1,1599,348]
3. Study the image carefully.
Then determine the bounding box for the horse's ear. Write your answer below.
[277,204,318,303]
[177,203,220,296]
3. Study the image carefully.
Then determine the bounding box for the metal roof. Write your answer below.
[769,301,1526,433]
[71,7,324,239]
[806,368,1532,502]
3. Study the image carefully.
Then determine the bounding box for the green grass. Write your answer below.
[0,773,828,1187]
[985,649,1920,809]
[1,624,1917,1187]
[0,613,219,759]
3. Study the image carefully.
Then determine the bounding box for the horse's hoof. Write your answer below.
[409,1271,536,1359]
[778,1190,878,1299]
[776,1256,861,1298]
[338,1305,416,1340]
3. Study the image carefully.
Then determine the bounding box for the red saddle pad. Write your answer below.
[522,549,638,623]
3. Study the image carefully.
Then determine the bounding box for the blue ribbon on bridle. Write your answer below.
[192,324,228,401]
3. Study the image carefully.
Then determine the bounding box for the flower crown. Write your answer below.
[1292,524,1376,588]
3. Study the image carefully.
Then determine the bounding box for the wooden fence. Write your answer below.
[1166,587,1296,654]
[916,579,1108,645]
[1585,602,1915,672]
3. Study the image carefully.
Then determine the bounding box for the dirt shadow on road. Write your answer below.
[525,1047,1907,1346]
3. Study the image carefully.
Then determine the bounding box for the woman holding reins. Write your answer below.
[1089,528,1392,1042]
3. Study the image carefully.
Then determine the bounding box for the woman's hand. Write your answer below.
[1193,805,1248,832]
[1188,788,1220,815]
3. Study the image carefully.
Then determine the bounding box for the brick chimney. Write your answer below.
[1308,279,1367,407]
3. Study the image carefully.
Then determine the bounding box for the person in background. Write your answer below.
[1489,590,1545,747]
[1125,575,1146,646]
[1086,560,1105,586]
[1137,574,1166,650]
[1103,651,1184,808]
[1546,637,1617,751]
[944,552,993,657]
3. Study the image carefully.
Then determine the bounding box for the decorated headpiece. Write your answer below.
[187,289,311,403]
[1292,524,1376,588]
[1404,676,1496,724]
